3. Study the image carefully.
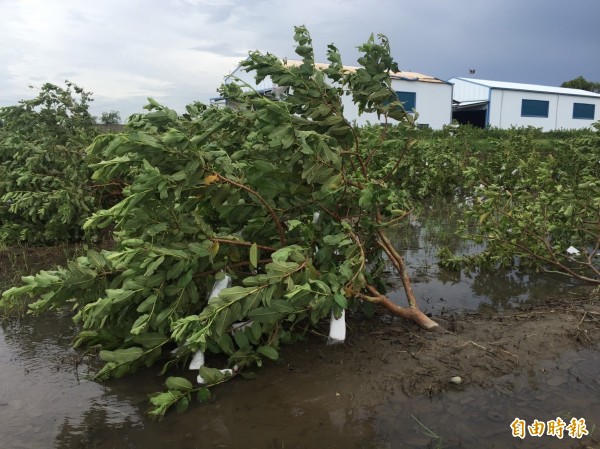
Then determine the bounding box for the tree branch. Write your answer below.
[215,173,286,246]
[375,229,419,309]
[383,137,412,181]
[193,258,273,278]
[210,238,278,253]
[356,288,439,331]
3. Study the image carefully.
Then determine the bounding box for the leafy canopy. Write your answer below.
[438,124,600,283]
[2,26,428,418]
[0,81,102,243]
[561,76,600,93]
[99,110,122,125]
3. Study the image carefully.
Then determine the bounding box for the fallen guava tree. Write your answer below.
[1,27,438,417]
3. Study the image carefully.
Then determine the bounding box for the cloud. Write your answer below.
[1,0,598,119]
[191,42,248,58]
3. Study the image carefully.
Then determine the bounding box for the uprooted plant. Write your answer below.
[1,26,438,417]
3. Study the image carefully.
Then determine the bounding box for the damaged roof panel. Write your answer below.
[279,59,448,84]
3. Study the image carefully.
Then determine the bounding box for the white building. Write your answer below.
[215,60,453,129]
[363,69,453,129]
[450,77,600,130]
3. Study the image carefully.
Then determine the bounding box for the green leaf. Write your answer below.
[137,294,158,313]
[286,219,303,231]
[145,256,165,276]
[130,313,150,335]
[233,330,250,349]
[198,366,230,384]
[214,308,232,339]
[209,242,220,261]
[334,293,348,309]
[170,171,187,181]
[133,332,169,348]
[177,269,194,289]
[218,286,254,302]
[87,251,106,268]
[563,204,574,217]
[166,376,193,392]
[188,241,211,256]
[247,307,283,324]
[149,391,174,410]
[257,346,279,360]
[210,185,231,208]
[176,396,190,414]
[99,347,144,364]
[265,261,299,274]
[249,243,258,269]
[269,299,301,313]
[154,303,176,327]
[368,87,392,102]
[250,320,262,341]
[358,187,374,207]
[197,387,211,402]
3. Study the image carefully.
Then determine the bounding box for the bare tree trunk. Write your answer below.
[370,229,440,331]
[359,287,440,330]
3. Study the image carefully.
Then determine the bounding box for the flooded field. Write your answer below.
[1,204,598,449]
[390,203,590,315]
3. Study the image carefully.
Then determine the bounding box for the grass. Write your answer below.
[0,243,88,318]
[411,414,443,449]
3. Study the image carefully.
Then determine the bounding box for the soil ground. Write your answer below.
[320,293,600,400]
[250,292,600,448]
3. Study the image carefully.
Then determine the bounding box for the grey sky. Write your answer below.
[1,0,599,120]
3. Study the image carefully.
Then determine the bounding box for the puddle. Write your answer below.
[387,203,591,314]
[373,348,600,448]
[0,202,598,448]
[0,316,144,449]
[1,314,597,449]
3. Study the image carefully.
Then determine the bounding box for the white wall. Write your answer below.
[490,89,557,130]
[225,66,453,129]
[556,95,600,130]
[404,81,453,129]
[450,78,490,102]
[344,80,453,129]
[489,89,600,131]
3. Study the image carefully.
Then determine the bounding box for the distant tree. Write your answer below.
[561,76,600,93]
[100,110,121,124]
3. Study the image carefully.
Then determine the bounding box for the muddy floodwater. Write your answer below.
[1,205,599,449]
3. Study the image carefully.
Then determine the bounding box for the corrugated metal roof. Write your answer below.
[281,59,448,84]
[452,77,600,98]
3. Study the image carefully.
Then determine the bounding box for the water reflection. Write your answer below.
[54,405,140,449]
[0,315,383,449]
[388,201,595,314]
[2,312,596,449]
[0,316,143,449]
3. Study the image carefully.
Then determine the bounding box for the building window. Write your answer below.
[521,99,549,118]
[573,103,595,120]
[396,91,416,111]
